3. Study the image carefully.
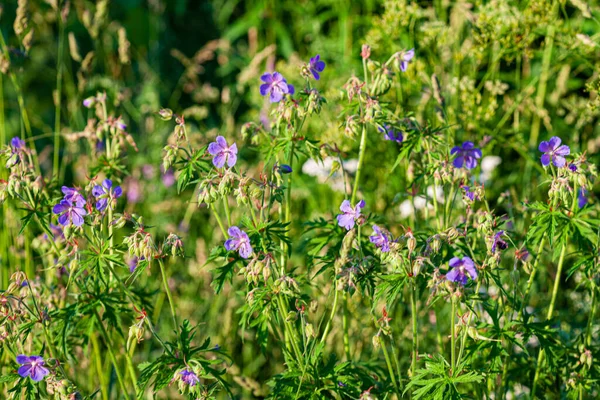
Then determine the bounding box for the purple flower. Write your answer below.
[578,188,588,209]
[569,163,577,172]
[10,137,25,149]
[491,231,508,254]
[53,200,87,227]
[128,256,145,273]
[180,369,199,387]
[369,225,391,252]
[308,54,326,80]
[399,49,415,72]
[224,226,253,259]
[6,137,26,167]
[451,142,482,169]
[379,125,403,143]
[92,179,123,212]
[462,185,477,201]
[208,136,238,168]
[539,136,570,168]
[61,187,86,207]
[446,257,478,286]
[336,199,365,230]
[278,164,293,174]
[83,97,95,108]
[259,72,295,103]
[16,355,49,382]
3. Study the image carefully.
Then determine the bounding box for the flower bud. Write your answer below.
[158,108,173,121]
[372,334,381,350]
[83,96,96,108]
[361,44,371,60]
[305,323,315,339]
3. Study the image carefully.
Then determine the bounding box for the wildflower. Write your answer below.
[491,231,508,253]
[278,164,293,174]
[336,199,365,230]
[451,142,482,169]
[379,124,403,143]
[398,49,415,72]
[53,200,87,227]
[308,54,326,80]
[10,137,25,149]
[207,136,238,168]
[92,179,123,212]
[446,257,477,285]
[539,136,570,167]
[369,225,391,252]
[259,72,294,103]
[462,185,476,201]
[224,226,253,259]
[83,96,96,108]
[16,355,49,382]
[569,163,577,172]
[578,188,588,208]
[6,137,26,167]
[180,369,199,387]
[128,256,145,273]
[61,187,86,207]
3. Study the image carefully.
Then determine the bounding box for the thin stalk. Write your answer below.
[276,294,303,361]
[53,9,65,178]
[451,295,456,370]
[222,196,232,227]
[158,259,181,350]
[94,310,132,400]
[350,125,368,204]
[457,281,481,364]
[342,291,350,360]
[411,283,418,376]
[91,334,109,400]
[531,241,567,396]
[388,335,404,391]
[586,287,597,347]
[320,287,340,345]
[521,236,547,319]
[210,204,227,237]
[381,338,400,394]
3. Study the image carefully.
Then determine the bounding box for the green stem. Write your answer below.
[222,196,232,227]
[94,310,132,400]
[210,203,227,237]
[388,335,404,391]
[451,295,456,371]
[350,125,368,204]
[381,337,400,393]
[320,286,340,345]
[586,286,597,347]
[158,259,181,350]
[53,9,65,178]
[411,283,418,376]
[521,236,547,320]
[457,281,481,364]
[531,242,567,396]
[342,291,350,360]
